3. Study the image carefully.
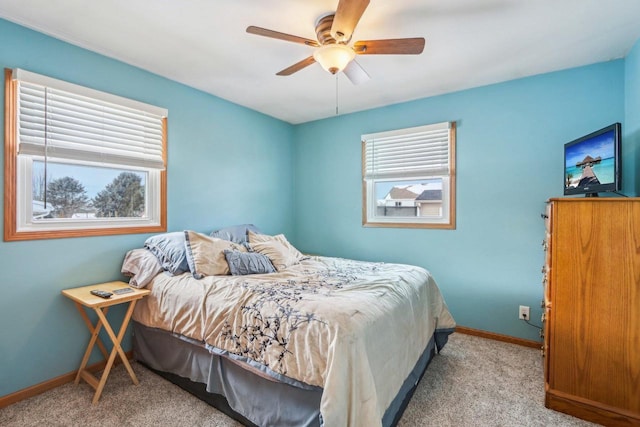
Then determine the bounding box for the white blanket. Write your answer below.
[133,256,455,426]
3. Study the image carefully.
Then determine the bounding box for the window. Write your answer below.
[4,68,168,241]
[362,121,456,229]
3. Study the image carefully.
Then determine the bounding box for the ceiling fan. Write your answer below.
[246,0,425,85]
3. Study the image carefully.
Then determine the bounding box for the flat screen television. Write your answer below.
[564,123,621,197]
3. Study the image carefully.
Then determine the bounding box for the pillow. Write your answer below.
[184,230,247,278]
[248,231,307,272]
[121,248,164,288]
[224,250,276,276]
[144,232,190,275]
[210,224,262,245]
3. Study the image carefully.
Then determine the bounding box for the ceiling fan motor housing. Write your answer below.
[316,14,342,45]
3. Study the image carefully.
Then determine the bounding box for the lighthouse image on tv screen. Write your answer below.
[564,128,616,192]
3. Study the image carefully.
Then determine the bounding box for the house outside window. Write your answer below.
[4,68,168,241]
[362,121,456,229]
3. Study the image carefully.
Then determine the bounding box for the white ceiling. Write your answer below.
[1,0,639,124]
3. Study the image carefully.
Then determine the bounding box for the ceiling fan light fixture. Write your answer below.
[313,44,356,75]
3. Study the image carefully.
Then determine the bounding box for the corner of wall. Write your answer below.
[624,37,640,196]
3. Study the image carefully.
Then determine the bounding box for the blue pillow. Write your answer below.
[210,224,261,245]
[224,250,276,275]
[144,232,190,275]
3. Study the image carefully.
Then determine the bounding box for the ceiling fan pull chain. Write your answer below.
[335,73,339,115]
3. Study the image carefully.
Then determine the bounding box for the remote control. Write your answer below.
[90,289,113,299]
[113,287,134,295]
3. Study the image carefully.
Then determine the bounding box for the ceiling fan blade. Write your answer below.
[276,56,317,76]
[247,26,319,47]
[343,60,370,85]
[331,0,370,43]
[353,38,426,55]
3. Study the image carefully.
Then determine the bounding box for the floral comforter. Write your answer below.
[132,256,456,427]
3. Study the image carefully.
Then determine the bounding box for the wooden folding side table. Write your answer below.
[61,281,150,404]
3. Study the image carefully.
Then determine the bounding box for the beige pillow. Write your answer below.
[184,231,246,278]
[248,231,306,271]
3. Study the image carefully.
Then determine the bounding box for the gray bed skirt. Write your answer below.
[132,321,452,426]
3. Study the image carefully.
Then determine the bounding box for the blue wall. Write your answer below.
[0,19,294,397]
[625,38,640,194]
[293,60,626,342]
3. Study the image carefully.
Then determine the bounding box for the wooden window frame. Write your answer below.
[361,122,456,230]
[4,69,167,241]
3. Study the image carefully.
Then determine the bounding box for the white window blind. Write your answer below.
[363,121,451,179]
[14,69,167,169]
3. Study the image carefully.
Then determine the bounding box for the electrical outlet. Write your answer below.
[519,305,530,320]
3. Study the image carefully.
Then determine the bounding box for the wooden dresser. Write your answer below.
[543,198,640,426]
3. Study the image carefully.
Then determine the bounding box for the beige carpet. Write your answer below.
[0,333,597,426]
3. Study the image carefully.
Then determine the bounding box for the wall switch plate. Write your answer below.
[519,305,530,320]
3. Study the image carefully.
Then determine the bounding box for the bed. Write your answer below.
[123,227,455,427]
